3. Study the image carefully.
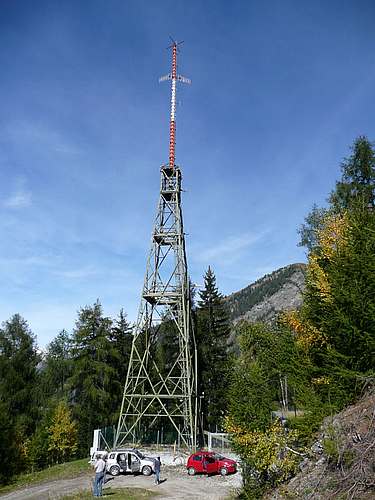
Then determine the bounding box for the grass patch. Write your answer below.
[0,458,90,495]
[61,487,155,499]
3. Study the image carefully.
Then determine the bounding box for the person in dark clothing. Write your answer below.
[154,456,161,485]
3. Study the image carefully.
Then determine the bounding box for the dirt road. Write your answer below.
[0,465,242,499]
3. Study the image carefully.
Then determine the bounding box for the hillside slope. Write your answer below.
[225,263,306,323]
[269,387,375,499]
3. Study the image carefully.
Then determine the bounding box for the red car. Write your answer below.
[186,451,237,476]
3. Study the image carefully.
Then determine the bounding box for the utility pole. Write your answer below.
[115,40,197,451]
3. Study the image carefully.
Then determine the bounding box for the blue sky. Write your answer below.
[1,0,374,346]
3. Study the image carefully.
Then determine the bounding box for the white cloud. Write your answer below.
[5,120,82,156]
[3,176,32,209]
[193,231,267,264]
[3,188,32,209]
[53,266,98,280]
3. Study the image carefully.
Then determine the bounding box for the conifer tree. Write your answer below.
[107,309,133,420]
[0,400,23,483]
[293,136,375,406]
[0,314,40,435]
[43,329,72,397]
[299,136,375,251]
[68,301,115,453]
[196,267,230,431]
[329,136,375,211]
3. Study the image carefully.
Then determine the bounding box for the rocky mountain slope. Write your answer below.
[268,387,375,499]
[225,263,306,324]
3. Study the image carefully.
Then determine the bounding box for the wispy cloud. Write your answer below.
[53,266,98,280]
[5,120,82,155]
[193,231,267,264]
[3,177,32,209]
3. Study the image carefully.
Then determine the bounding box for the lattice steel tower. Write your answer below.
[115,41,197,450]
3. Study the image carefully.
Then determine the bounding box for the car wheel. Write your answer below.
[109,465,120,476]
[188,466,196,476]
[142,465,152,476]
[220,467,228,476]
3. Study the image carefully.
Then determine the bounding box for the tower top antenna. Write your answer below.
[159,40,191,168]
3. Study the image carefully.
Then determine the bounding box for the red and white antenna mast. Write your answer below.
[159,39,191,168]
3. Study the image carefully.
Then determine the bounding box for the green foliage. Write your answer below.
[0,314,40,482]
[298,205,328,252]
[196,267,231,431]
[107,309,133,421]
[229,359,273,431]
[299,135,375,251]
[0,401,23,484]
[226,419,301,496]
[0,314,40,434]
[69,301,116,454]
[329,136,375,211]
[28,419,51,471]
[226,321,310,495]
[42,330,73,397]
[229,322,312,424]
[301,204,375,401]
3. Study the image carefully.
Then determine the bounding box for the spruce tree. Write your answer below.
[0,314,40,435]
[196,267,230,431]
[43,329,72,397]
[68,301,115,454]
[107,309,133,420]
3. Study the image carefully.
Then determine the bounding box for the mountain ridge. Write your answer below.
[225,263,306,324]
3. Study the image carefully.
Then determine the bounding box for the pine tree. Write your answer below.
[196,267,230,431]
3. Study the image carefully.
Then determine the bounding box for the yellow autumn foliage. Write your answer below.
[317,213,349,261]
[225,418,300,483]
[282,212,351,349]
[306,212,350,305]
[48,401,78,463]
[280,310,326,349]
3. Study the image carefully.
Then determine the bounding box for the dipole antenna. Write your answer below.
[159,39,191,168]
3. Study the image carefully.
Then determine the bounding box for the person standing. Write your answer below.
[93,454,106,497]
[154,456,161,485]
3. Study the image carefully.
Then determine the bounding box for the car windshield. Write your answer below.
[133,450,144,459]
[212,453,225,460]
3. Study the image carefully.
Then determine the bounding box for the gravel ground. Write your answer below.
[0,457,242,499]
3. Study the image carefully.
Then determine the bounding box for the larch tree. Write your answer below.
[291,136,375,406]
[48,400,78,464]
[299,135,375,251]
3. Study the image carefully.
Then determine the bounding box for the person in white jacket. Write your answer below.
[93,454,106,497]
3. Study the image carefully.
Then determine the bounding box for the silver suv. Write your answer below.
[106,449,155,476]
